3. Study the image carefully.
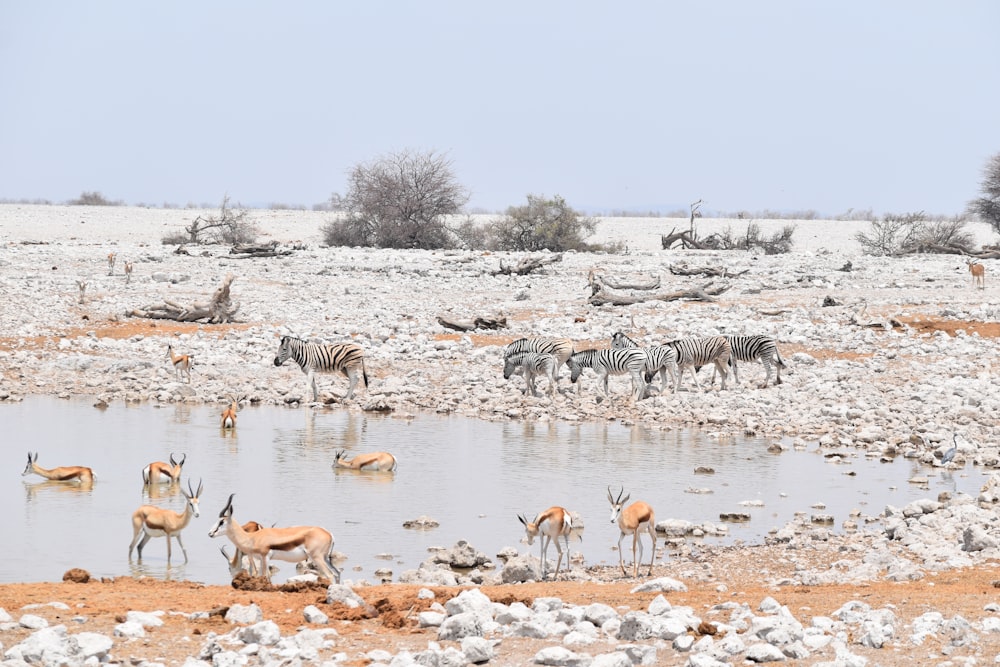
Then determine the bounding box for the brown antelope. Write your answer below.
[166,344,192,383]
[219,521,323,579]
[22,452,94,483]
[332,449,397,472]
[608,486,656,578]
[128,479,203,562]
[208,493,341,583]
[967,258,985,289]
[518,506,574,579]
[124,260,133,284]
[107,251,116,275]
[220,394,243,429]
[142,453,186,485]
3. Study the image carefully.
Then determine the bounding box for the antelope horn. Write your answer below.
[169,453,177,466]
[220,492,235,517]
[196,478,204,497]
[179,453,187,466]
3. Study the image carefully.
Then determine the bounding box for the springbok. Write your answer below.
[208,493,341,583]
[128,479,203,562]
[142,453,186,485]
[332,450,397,472]
[166,344,192,383]
[967,258,985,290]
[220,394,243,429]
[607,486,656,578]
[219,521,323,579]
[22,452,93,483]
[518,506,574,579]
[107,252,116,275]
[124,260,133,284]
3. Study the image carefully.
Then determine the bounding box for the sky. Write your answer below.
[1,2,998,216]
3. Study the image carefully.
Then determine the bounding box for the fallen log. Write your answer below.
[126,273,241,323]
[668,264,749,278]
[661,228,713,250]
[592,274,661,291]
[223,241,294,259]
[493,253,563,276]
[436,314,508,332]
[588,282,729,306]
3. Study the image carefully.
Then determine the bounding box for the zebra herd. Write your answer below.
[270,331,784,404]
[502,332,786,400]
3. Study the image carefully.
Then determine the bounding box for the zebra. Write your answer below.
[610,331,679,393]
[273,335,369,401]
[708,334,786,388]
[664,336,732,393]
[567,348,647,401]
[503,337,575,386]
[503,351,559,397]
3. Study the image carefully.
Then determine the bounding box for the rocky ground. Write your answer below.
[2,205,1000,665]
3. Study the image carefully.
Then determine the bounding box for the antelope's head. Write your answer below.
[608,486,630,524]
[209,493,236,538]
[22,451,38,476]
[179,478,203,518]
[517,513,538,544]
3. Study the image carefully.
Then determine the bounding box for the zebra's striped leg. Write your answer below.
[759,357,773,388]
[345,370,360,399]
[630,370,644,401]
[715,360,728,391]
[307,371,319,402]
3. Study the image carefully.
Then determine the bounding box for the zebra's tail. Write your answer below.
[775,346,787,368]
[361,358,370,389]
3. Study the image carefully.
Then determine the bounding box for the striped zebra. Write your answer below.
[503,337,574,384]
[610,332,679,393]
[567,348,647,401]
[273,335,369,401]
[503,351,559,397]
[665,336,732,393]
[708,334,786,388]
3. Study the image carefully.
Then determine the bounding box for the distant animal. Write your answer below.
[107,252,116,275]
[124,260,133,284]
[333,450,397,472]
[518,506,574,579]
[22,452,93,483]
[220,395,243,429]
[208,493,341,583]
[274,335,368,401]
[940,434,959,465]
[165,344,192,383]
[503,337,575,386]
[128,479,202,562]
[142,453,186,485]
[503,351,559,397]
[967,258,985,290]
[607,486,656,578]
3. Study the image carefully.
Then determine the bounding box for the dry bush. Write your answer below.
[968,152,1000,234]
[856,211,975,256]
[487,194,598,252]
[68,191,124,206]
[702,222,796,254]
[162,195,258,245]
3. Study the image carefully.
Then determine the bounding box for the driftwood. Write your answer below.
[668,264,749,278]
[494,253,563,276]
[436,314,508,332]
[589,282,730,306]
[223,241,294,259]
[661,228,713,250]
[590,273,661,291]
[127,273,240,323]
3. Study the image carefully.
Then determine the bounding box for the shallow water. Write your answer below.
[3,397,984,585]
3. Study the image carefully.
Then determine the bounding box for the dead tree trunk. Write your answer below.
[494,253,563,275]
[126,273,240,323]
[588,282,729,306]
[661,228,714,250]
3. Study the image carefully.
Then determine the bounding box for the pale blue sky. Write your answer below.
[1,2,997,215]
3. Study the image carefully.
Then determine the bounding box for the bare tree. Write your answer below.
[856,211,975,256]
[174,196,259,245]
[968,152,1000,234]
[322,149,469,249]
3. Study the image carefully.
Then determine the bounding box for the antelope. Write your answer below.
[124,260,133,284]
[220,394,243,429]
[607,486,656,578]
[219,521,322,579]
[128,479,203,562]
[107,251,116,275]
[166,344,192,383]
[332,449,397,472]
[22,452,93,483]
[967,258,985,289]
[142,453,186,485]
[518,506,574,579]
[208,493,341,583]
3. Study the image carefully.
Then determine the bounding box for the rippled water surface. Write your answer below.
[3,397,985,585]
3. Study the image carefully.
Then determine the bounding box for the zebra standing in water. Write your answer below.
[273,335,369,401]
[665,336,732,393]
[567,348,647,401]
[503,337,574,388]
[503,351,559,397]
[708,334,786,388]
[610,332,679,393]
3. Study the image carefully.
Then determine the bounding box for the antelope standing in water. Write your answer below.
[128,479,203,562]
[332,450,397,472]
[220,395,243,429]
[22,452,93,483]
[142,453,186,485]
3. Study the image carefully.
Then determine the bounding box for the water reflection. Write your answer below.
[1,396,989,586]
